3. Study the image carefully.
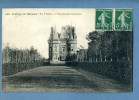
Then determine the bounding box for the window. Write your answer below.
[63,47,65,52]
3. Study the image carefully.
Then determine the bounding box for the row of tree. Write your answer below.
[2,46,44,63]
[86,31,132,62]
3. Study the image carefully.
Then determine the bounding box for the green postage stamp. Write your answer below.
[95,9,113,30]
[115,9,132,30]
[96,8,132,31]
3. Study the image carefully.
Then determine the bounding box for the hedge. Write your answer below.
[2,62,43,76]
[66,62,132,84]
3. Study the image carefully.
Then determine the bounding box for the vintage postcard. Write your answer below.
[2,8,133,92]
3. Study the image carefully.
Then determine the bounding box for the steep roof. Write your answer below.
[48,33,53,41]
[60,32,65,39]
[53,32,59,40]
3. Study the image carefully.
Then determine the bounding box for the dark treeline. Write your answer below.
[86,31,132,63]
[2,45,45,63]
[67,31,132,83]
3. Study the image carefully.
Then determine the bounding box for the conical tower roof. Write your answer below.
[53,26,59,41]
[53,32,59,40]
[48,27,54,41]
[48,33,53,41]
[48,26,60,42]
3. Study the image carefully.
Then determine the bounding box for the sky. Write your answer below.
[2,8,95,58]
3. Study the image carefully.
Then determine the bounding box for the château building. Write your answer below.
[48,25,77,63]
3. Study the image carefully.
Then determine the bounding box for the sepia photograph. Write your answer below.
[2,8,132,92]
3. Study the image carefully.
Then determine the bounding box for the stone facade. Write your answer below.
[77,49,87,62]
[48,25,77,63]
